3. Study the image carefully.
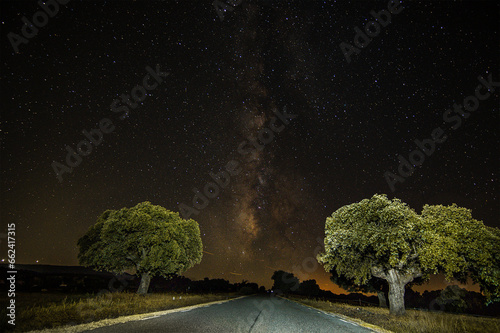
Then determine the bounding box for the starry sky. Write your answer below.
[1,0,498,292]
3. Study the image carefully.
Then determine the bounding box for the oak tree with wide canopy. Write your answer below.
[77,201,203,294]
[317,194,499,315]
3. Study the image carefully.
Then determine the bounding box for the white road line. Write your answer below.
[338,318,358,326]
[140,315,161,320]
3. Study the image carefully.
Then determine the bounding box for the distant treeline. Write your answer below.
[0,264,264,295]
[1,265,498,316]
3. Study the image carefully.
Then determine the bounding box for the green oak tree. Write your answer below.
[77,201,203,294]
[317,194,500,315]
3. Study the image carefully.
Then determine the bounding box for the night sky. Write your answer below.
[1,0,498,292]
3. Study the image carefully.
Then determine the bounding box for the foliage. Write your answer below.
[77,201,203,293]
[318,194,422,284]
[239,286,255,295]
[329,269,387,295]
[298,279,321,297]
[271,270,300,294]
[435,285,468,313]
[419,204,500,304]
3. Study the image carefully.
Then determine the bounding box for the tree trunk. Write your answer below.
[377,291,388,308]
[387,279,406,315]
[371,266,421,316]
[137,272,151,295]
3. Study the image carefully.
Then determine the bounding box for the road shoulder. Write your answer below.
[281,296,393,333]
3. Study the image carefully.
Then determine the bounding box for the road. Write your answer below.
[84,295,376,333]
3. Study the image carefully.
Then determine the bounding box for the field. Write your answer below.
[0,291,237,332]
[288,296,500,333]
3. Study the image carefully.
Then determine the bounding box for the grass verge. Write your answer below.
[0,292,238,332]
[287,296,500,333]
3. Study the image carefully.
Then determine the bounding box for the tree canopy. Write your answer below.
[271,270,300,294]
[298,279,321,297]
[419,203,500,303]
[318,194,500,315]
[77,201,203,294]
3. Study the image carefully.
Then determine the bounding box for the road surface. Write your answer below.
[84,295,376,332]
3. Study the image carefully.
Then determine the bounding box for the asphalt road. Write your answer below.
[84,295,376,333]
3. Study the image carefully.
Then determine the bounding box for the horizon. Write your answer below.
[0,262,481,295]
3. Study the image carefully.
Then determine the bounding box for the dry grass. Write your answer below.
[0,292,237,332]
[288,296,500,333]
